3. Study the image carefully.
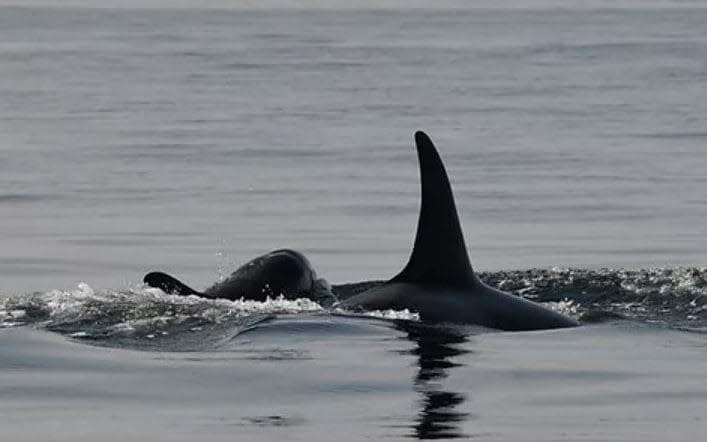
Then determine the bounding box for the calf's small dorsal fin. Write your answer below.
[391,131,477,287]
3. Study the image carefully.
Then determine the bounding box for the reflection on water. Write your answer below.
[395,321,471,440]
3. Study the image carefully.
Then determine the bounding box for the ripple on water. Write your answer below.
[1,266,706,350]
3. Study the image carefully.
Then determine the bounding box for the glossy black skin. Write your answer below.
[338,281,578,330]
[144,249,323,302]
[337,131,579,331]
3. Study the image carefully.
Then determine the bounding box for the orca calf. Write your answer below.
[144,249,333,304]
[338,131,579,331]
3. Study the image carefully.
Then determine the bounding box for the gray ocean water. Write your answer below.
[1,4,707,441]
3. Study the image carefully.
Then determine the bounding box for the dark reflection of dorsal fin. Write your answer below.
[391,131,477,287]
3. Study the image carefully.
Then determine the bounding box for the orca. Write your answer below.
[337,131,579,331]
[144,249,334,304]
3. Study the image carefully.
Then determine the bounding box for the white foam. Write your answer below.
[334,307,420,321]
[545,298,579,317]
[0,283,326,334]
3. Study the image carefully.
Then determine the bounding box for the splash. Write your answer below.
[334,307,421,321]
[2,267,706,340]
[477,267,707,325]
[0,283,323,337]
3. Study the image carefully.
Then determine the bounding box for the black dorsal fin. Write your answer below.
[144,271,203,297]
[391,131,477,287]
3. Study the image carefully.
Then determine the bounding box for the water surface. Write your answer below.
[1,4,707,441]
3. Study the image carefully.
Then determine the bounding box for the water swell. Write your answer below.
[479,267,707,325]
[1,267,705,347]
[0,283,323,349]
